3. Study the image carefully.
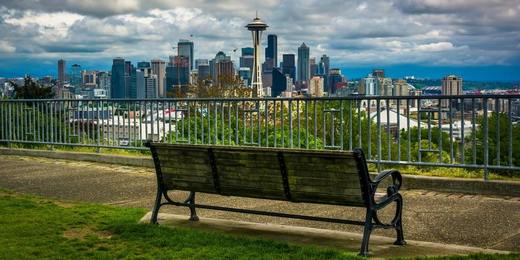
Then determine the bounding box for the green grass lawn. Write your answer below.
[0,190,517,259]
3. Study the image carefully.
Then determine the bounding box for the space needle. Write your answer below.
[246,14,268,97]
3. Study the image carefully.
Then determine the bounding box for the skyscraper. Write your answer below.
[297,42,310,83]
[111,58,126,98]
[358,74,378,96]
[137,61,151,69]
[328,68,345,95]
[210,51,230,82]
[70,64,82,89]
[310,58,317,77]
[265,34,277,68]
[246,15,268,97]
[282,54,296,81]
[151,59,166,97]
[166,56,190,95]
[57,59,65,98]
[178,39,194,70]
[239,67,251,86]
[320,54,330,75]
[271,67,286,97]
[240,47,254,74]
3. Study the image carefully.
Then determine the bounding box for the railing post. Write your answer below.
[483,97,489,181]
[96,100,101,153]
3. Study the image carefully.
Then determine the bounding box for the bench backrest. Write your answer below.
[148,143,372,207]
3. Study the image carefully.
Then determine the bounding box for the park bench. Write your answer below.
[145,142,405,256]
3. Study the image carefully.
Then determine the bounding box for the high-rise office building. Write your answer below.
[358,74,379,96]
[195,59,209,68]
[111,58,126,98]
[262,57,274,89]
[265,34,277,68]
[328,68,344,95]
[70,64,82,89]
[178,39,194,70]
[320,54,330,75]
[310,58,318,77]
[137,61,151,69]
[198,65,210,82]
[136,68,158,99]
[210,51,230,82]
[240,47,254,76]
[197,59,211,82]
[239,67,251,86]
[151,59,166,97]
[97,71,111,98]
[441,75,463,107]
[297,42,310,83]
[282,54,296,81]
[127,63,137,99]
[166,56,190,94]
[57,59,65,97]
[215,60,235,82]
[271,67,286,97]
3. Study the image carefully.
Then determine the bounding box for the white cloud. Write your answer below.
[0,40,15,53]
[415,42,454,52]
[0,0,518,69]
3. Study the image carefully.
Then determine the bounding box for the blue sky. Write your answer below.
[1,0,519,81]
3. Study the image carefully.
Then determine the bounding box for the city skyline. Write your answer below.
[0,1,519,81]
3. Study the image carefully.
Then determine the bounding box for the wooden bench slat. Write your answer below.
[288,176,361,189]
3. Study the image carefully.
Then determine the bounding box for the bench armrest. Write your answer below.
[372,169,402,191]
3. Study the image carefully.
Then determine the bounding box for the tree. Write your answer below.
[10,76,54,99]
[465,112,520,169]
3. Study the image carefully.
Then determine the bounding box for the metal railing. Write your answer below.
[1,95,519,178]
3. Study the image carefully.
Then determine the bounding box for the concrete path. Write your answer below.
[141,213,505,258]
[0,155,518,253]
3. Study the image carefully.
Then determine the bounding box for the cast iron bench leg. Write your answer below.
[188,191,199,221]
[394,194,406,245]
[151,186,162,224]
[359,209,374,256]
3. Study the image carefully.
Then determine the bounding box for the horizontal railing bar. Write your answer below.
[1,94,519,103]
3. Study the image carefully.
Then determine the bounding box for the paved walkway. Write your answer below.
[0,155,518,253]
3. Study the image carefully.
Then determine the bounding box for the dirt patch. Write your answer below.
[53,201,75,208]
[63,227,113,240]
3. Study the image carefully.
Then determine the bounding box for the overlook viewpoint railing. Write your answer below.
[1,95,519,179]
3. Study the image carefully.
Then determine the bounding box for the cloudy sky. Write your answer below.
[1,0,519,81]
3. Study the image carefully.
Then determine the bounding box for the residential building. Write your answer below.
[308,76,324,97]
[441,75,463,107]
